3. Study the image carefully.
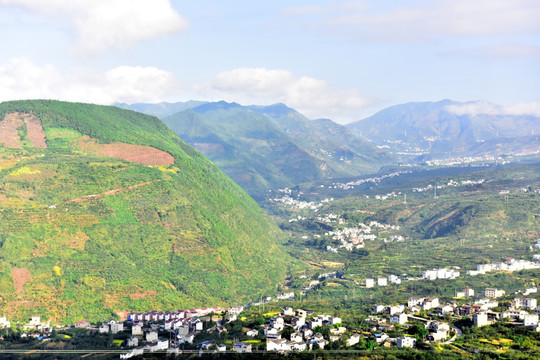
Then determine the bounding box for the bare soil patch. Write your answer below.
[24,114,47,148]
[78,136,174,165]
[0,113,24,148]
[11,267,32,294]
[129,290,157,300]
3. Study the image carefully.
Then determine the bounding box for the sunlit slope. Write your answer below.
[0,100,293,323]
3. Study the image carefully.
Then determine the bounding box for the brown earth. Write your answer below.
[23,114,47,148]
[78,136,174,165]
[0,113,24,148]
[129,290,157,300]
[11,268,32,294]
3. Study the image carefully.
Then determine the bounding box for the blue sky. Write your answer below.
[0,0,539,123]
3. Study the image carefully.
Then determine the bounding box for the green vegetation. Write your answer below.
[0,100,296,324]
[163,101,392,200]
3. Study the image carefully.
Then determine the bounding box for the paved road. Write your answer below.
[443,326,463,344]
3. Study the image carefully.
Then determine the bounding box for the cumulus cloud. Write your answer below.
[198,68,370,122]
[0,57,180,104]
[0,0,188,53]
[282,0,540,42]
[446,101,540,117]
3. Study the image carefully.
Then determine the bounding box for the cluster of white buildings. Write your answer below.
[412,179,485,193]
[422,268,460,280]
[466,257,540,276]
[261,308,349,352]
[329,171,410,191]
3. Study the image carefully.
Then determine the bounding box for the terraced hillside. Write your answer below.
[0,100,294,324]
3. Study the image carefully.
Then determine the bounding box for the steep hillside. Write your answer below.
[163,102,392,199]
[347,100,540,160]
[0,100,294,323]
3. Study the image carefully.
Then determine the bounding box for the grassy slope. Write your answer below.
[0,100,295,323]
[163,107,327,199]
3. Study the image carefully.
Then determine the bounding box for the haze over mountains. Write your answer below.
[347,99,540,161]
[120,99,540,199]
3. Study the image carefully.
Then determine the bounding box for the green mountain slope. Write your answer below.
[163,102,392,199]
[0,100,293,323]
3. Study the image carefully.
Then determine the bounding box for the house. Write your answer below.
[485,288,505,298]
[347,333,361,346]
[473,312,490,327]
[437,305,454,315]
[397,337,416,349]
[178,332,195,344]
[365,278,374,288]
[246,329,258,337]
[0,317,10,328]
[513,298,538,310]
[375,333,389,344]
[456,305,472,317]
[390,313,408,325]
[266,338,289,352]
[501,309,527,320]
[132,324,143,335]
[387,305,405,315]
[429,329,448,342]
[233,342,252,353]
[372,304,385,313]
[264,327,279,338]
[216,344,226,352]
[290,332,303,343]
[146,331,158,343]
[75,319,89,328]
[464,288,475,297]
[295,309,307,318]
[524,314,539,327]
[408,297,425,308]
[126,337,138,347]
[99,323,109,334]
[426,321,450,332]
[289,341,307,351]
[109,320,124,334]
[282,307,295,316]
[291,316,305,329]
[378,278,388,286]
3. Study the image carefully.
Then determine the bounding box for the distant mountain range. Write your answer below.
[120,101,393,199]
[347,99,540,161]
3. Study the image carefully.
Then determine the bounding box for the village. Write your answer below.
[1,278,539,358]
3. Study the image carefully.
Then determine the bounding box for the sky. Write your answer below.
[0,0,539,124]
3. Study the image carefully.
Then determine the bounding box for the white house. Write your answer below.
[397,337,416,349]
[513,298,537,310]
[131,324,143,335]
[390,313,408,325]
[366,278,374,288]
[347,333,361,346]
[146,331,158,342]
[377,278,388,286]
[524,314,539,327]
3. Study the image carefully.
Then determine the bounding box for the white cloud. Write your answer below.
[446,101,540,117]
[0,57,180,104]
[282,0,540,42]
[198,68,370,122]
[0,0,188,53]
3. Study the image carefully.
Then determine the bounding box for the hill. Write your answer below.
[162,101,393,199]
[0,100,294,323]
[347,100,540,160]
